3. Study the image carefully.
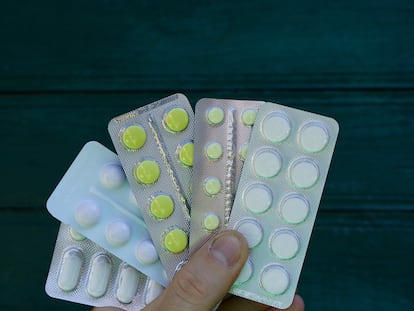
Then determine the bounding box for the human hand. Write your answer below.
[93,230,304,311]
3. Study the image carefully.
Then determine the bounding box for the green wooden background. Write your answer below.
[1,0,413,310]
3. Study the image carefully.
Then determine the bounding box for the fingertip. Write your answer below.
[289,294,305,311]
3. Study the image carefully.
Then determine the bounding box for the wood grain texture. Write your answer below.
[0,0,412,310]
[0,0,413,91]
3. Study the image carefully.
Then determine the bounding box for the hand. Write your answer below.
[93,230,304,311]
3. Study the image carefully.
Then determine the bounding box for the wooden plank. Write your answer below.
[1,90,413,210]
[1,210,412,310]
[1,0,414,91]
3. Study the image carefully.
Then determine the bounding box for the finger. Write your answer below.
[144,230,249,311]
[218,294,305,311]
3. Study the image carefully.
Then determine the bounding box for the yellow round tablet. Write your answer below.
[134,160,160,184]
[241,109,257,126]
[164,108,189,132]
[239,143,248,161]
[204,177,221,196]
[150,194,174,219]
[178,142,194,167]
[205,142,223,160]
[203,214,220,231]
[207,107,225,125]
[121,125,146,150]
[164,229,188,253]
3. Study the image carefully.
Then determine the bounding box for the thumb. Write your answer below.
[145,230,249,311]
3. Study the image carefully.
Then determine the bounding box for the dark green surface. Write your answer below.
[1,0,413,310]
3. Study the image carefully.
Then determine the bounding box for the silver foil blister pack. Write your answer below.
[45,223,164,310]
[228,102,339,308]
[189,98,264,252]
[108,94,194,280]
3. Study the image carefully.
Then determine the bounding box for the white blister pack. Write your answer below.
[108,94,194,280]
[228,102,339,308]
[45,223,164,310]
[46,141,168,286]
[190,98,264,252]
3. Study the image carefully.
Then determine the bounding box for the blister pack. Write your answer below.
[46,141,168,286]
[45,223,164,310]
[108,93,194,280]
[228,102,339,308]
[189,98,264,252]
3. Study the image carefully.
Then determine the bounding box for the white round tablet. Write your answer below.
[243,184,273,214]
[135,240,159,265]
[234,259,253,285]
[261,113,291,143]
[235,218,263,248]
[260,265,290,295]
[105,220,131,246]
[252,148,282,178]
[280,194,309,224]
[290,158,319,189]
[100,162,126,189]
[75,200,100,227]
[299,122,329,153]
[270,230,300,260]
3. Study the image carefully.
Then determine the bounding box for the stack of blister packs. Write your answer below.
[45,94,339,310]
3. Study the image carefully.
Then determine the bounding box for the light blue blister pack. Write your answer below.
[189,98,264,253]
[108,94,194,280]
[228,102,339,308]
[46,141,169,286]
[45,223,164,310]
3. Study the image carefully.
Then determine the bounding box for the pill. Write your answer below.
[270,230,300,260]
[206,106,225,125]
[164,228,188,254]
[203,177,221,196]
[234,259,253,285]
[299,122,329,153]
[150,194,174,219]
[69,227,86,241]
[178,142,194,167]
[290,158,319,189]
[239,143,248,161]
[75,200,100,228]
[243,184,273,214]
[261,113,291,143]
[121,125,147,150]
[260,265,290,295]
[241,108,257,126]
[235,218,263,248]
[105,220,131,246]
[252,148,282,178]
[145,278,165,305]
[116,264,140,304]
[134,160,161,184]
[280,194,309,224]
[202,213,220,231]
[135,240,159,264]
[86,254,112,298]
[205,142,223,160]
[164,107,189,132]
[58,248,83,291]
[99,162,126,189]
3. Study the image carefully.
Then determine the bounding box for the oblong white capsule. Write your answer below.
[86,254,112,298]
[58,248,83,291]
[145,278,164,305]
[116,264,140,304]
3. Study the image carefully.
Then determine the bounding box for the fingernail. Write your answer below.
[209,233,242,267]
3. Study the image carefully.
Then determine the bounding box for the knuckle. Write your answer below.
[172,268,209,305]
